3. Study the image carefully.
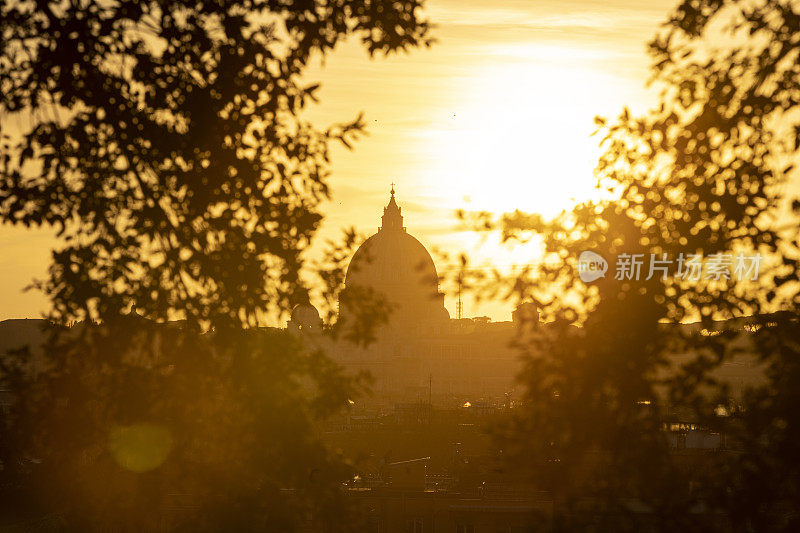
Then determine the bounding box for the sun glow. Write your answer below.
[420,53,619,220]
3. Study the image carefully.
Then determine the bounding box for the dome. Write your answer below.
[289,303,322,331]
[341,187,449,328]
[346,231,439,297]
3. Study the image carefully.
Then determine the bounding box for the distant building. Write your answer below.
[340,185,450,330]
[300,188,530,405]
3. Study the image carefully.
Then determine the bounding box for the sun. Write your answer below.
[419,53,618,220]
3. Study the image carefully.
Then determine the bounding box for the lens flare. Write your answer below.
[109,423,172,473]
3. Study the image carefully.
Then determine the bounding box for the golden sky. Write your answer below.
[0,0,677,322]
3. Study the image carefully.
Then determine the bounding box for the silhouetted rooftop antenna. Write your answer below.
[457,274,463,320]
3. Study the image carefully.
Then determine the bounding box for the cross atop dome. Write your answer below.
[381,184,404,232]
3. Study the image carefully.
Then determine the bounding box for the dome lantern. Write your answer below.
[380,184,405,232]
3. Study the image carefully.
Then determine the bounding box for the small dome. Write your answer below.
[290,303,322,330]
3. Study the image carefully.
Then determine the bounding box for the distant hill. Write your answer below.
[0,318,49,357]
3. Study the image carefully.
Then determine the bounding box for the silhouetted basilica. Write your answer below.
[289,188,531,405]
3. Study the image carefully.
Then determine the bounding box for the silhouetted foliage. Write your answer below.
[0,0,430,529]
[462,0,800,530]
[0,0,430,327]
[2,321,363,530]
